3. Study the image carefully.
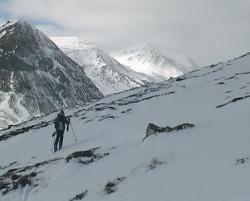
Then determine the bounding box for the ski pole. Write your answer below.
[70,122,78,142]
[51,132,56,151]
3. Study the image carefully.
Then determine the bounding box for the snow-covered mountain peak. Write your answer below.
[51,37,152,95]
[51,36,116,67]
[0,20,17,30]
[0,20,33,32]
[114,43,162,56]
[15,19,29,27]
[50,37,95,50]
[111,43,198,80]
[0,20,18,39]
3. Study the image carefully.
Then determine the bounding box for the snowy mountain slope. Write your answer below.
[0,52,250,201]
[0,21,103,129]
[51,37,152,95]
[111,43,198,81]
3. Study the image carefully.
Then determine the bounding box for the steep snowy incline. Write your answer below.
[111,43,198,81]
[51,37,151,95]
[0,21,103,129]
[0,52,250,201]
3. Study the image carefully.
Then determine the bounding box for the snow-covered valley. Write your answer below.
[0,52,250,201]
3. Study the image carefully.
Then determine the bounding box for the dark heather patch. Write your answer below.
[235,157,249,165]
[66,148,110,165]
[69,190,87,201]
[148,158,167,170]
[121,108,132,114]
[0,158,62,195]
[104,177,126,194]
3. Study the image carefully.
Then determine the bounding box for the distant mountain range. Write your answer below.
[51,37,150,96]
[51,37,198,95]
[0,20,102,128]
[0,19,197,129]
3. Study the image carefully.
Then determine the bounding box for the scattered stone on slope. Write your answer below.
[148,158,167,170]
[66,148,109,164]
[104,177,125,194]
[121,108,132,114]
[240,85,247,90]
[69,81,176,125]
[115,91,175,106]
[235,157,249,165]
[69,190,87,201]
[216,82,225,85]
[0,120,53,141]
[0,161,19,170]
[143,123,195,141]
[85,103,117,113]
[0,172,34,195]
[99,115,116,121]
[0,158,62,195]
[225,72,250,80]
[216,95,250,108]
[176,76,186,81]
[84,119,93,124]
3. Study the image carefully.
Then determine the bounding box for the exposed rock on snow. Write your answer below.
[235,157,250,165]
[144,123,194,141]
[216,95,250,108]
[148,158,167,170]
[0,120,53,141]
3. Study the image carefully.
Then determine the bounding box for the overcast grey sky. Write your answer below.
[0,0,249,66]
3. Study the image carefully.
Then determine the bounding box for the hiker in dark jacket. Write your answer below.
[54,110,70,152]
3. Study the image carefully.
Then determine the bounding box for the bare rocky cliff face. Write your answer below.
[0,20,103,129]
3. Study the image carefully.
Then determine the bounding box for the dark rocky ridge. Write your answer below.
[0,20,103,128]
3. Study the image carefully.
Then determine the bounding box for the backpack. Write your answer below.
[54,116,64,131]
[58,120,64,131]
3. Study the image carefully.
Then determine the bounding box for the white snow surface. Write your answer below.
[0,52,250,201]
[111,43,198,81]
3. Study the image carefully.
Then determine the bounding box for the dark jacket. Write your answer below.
[54,114,69,132]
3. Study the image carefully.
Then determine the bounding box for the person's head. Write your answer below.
[58,110,64,117]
